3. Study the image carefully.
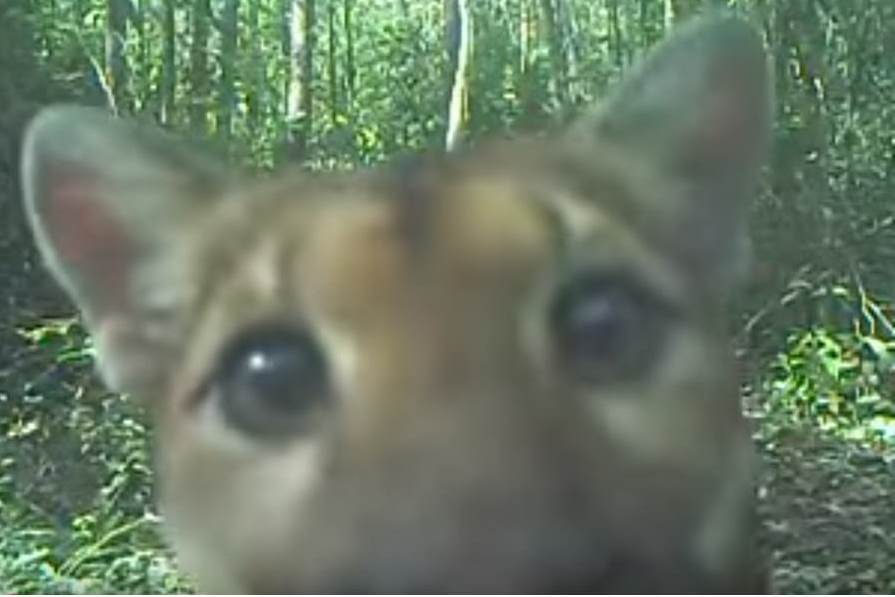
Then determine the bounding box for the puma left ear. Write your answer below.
[573,15,772,287]
[21,105,230,395]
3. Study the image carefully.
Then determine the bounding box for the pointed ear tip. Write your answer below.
[681,15,772,110]
[24,107,71,169]
[707,16,767,59]
[22,105,116,192]
[28,104,111,135]
[25,105,118,160]
[672,13,767,62]
[687,12,760,37]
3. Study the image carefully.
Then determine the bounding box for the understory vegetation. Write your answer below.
[1,0,894,592]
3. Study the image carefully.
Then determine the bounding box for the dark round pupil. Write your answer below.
[237,341,322,407]
[558,288,628,358]
[551,275,645,382]
[560,291,629,360]
[218,329,327,435]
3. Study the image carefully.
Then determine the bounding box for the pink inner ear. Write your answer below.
[45,168,134,308]
[691,61,766,167]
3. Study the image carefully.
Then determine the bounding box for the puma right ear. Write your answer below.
[570,15,772,288]
[22,106,230,394]
[584,15,772,181]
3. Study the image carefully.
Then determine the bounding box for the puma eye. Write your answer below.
[214,327,329,437]
[549,273,668,384]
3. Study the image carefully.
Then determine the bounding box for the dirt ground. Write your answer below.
[759,427,895,593]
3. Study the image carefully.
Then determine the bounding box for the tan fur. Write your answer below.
[148,147,758,592]
[22,14,771,592]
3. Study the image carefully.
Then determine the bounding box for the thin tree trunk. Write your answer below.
[608,0,623,71]
[284,0,315,161]
[623,0,634,65]
[519,0,531,78]
[189,0,211,134]
[105,0,129,113]
[342,0,355,105]
[247,0,263,135]
[663,0,674,30]
[134,0,148,110]
[281,0,290,125]
[639,0,650,46]
[557,1,580,103]
[791,2,831,203]
[161,0,176,125]
[538,0,567,107]
[45,0,57,57]
[519,0,547,129]
[444,0,471,150]
[219,0,240,143]
[327,0,338,125]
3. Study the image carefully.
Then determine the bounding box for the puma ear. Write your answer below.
[21,105,230,394]
[572,15,772,287]
[587,15,771,177]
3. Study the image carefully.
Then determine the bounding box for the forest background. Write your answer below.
[0,0,894,592]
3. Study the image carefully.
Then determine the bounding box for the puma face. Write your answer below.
[22,15,771,593]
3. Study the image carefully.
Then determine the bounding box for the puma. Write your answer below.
[22,14,771,593]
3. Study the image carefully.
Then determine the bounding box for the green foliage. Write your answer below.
[760,287,895,449]
[0,320,189,593]
[0,506,187,594]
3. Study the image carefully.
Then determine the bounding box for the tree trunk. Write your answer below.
[538,0,567,107]
[105,0,129,113]
[518,0,547,130]
[218,0,240,144]
[284,0,315,162]
[247,0,263,135]
[327,0,338,125]
[557,1,580,103]
[444,0,471,150]
[189,0,211,134]
[519,0,531,78]
[45,0,57,57]
[608,0,623,71]
[135,0,148,110]
[639,0,651,46]
[160,0,176,125]
[791,2,832,206]
[342,0,355,105]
